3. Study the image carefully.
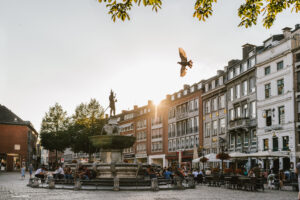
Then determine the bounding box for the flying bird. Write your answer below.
[177,47,193,77]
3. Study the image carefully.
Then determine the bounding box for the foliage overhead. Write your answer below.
[98,0,300,28]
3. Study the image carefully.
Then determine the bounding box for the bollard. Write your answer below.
[31,178,39,188]
[151,178,159,191]
[187,177,195,189]
[27,178,33,187]
[74,180,81,190]
[48,178,55,189]
[175,176,184,190]
[113,177,120,191]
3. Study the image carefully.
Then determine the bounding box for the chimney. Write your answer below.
[282,27,292,38]
[134,105,138,110]
[228,59,240,67]
[217,70,224,75]
[166,95,171,101]
[148,100,153,105]
[183,84,189,90]
[242,43,255,59]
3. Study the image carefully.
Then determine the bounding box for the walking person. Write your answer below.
[29,164,33,179]
[21,164,25,180]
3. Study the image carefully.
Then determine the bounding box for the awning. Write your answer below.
[245,151,289,158]
[229,152,248,159]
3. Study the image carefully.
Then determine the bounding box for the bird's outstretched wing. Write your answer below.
[179,48,187,62]
[180,66,187,77]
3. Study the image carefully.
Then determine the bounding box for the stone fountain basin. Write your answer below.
[89,135,136,149]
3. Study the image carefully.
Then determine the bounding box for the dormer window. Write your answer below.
[183,90,188,95]
[190,86,195,93]
[197,83,202,89]
[171,95,175,101]
[177,93,181,98]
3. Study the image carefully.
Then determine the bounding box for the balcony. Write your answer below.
[228,118,250,131]
[176,112,188,120]
[264,124,283,132]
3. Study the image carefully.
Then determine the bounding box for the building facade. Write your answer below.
[256,26,300,170]
[166,83,203,167]
[202,70,227,156]
[0,105,39,171]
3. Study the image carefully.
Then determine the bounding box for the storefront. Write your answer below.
[136,153,147,164]
[123,153,135,163]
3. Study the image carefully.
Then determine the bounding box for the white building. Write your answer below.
[256,26,300,170]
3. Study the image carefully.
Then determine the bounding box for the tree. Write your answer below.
[40,103,70,165]
[69,98,106,161]
[98,0,300,28]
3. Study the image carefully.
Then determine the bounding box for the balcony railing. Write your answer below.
[229,118,250,130]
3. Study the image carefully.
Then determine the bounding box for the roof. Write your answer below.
[0,104,38,134]
[0,104,24,123]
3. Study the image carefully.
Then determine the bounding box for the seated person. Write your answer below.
[53,165,64,179]
[35,166,47,182]
[79,166,90,180]
[163,169,172,179]
[64,167,73,180]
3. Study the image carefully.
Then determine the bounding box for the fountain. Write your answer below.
[89,117,139,178]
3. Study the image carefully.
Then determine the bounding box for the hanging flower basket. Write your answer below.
[200,157,208,163]
[216,152,230,160]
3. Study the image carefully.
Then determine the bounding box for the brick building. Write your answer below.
[165,83,203,167]
[0,105,38,171]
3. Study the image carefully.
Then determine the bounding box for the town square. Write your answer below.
[1,0,300,200]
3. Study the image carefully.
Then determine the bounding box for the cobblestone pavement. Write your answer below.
[0,172,298,200]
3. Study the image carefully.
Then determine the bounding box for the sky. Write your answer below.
[1,0,300,131]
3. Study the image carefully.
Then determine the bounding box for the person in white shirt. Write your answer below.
[53,165,64,179]
[35,166,47,182]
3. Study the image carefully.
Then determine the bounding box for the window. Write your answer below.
[235,106,241,118]
[194,116,199,132]
[190,86,195,93]
[212,98,218,111]
[229,109,234,121]
[265,83,271,98]
[236,66,240,75]
[242,80,248,96]
[250,101,256,118]
[249,77,255,93]
[205,122,211,137]
[278,106,285,124]
[194,99,199,111]
[189,100,194,112]
[220,118,225,134]
[251,130,257,146]
[298,102,300,122]
[230,87,234,101]
[213,120,218,136]
[282,136,289,151]
[205,100,211,113]
[219,95,225,109]
[177,93,181,98]
[229,70,233,80]
[244,133,249,146]
[242,62,247,72]
[263,139,269,151]
[230,134,235,149]
[297,72,300,92]
[266,109,272,126]
[265,66,270,75]
[277,79,284,95]
[215,79,219,87]
[277,61,284,71]
[249,57,255,68]
[272,137,278,151]
[235,84,240,99]
[243,104,248,118]
[237,134,241,148]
